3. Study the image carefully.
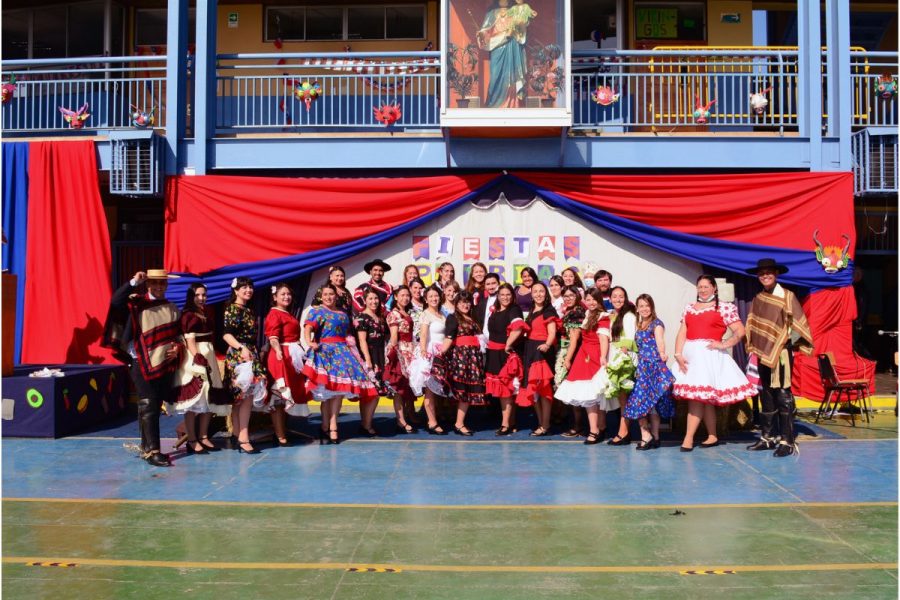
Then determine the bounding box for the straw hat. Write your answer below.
[146,269,180,280]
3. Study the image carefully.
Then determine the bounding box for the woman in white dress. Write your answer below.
[408,286,450,434]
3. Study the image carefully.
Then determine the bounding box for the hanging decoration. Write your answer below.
[591,85,619,106]
[278,100,293,126]
[293,81,322,111]
[749,87,771,115]
[373,103,402,127]
[58,103,90,129]
[130,105,156,128]
[875,74,897,100]
[692,97,715,124]
[2,75,17,104]
[813,230,851,273]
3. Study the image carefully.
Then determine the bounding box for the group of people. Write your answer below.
[105,255,813,467]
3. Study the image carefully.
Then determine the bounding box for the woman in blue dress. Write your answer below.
[303,284,378,444]
[624,294,675,450]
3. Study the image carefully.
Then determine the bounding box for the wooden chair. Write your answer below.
[815,353,871,426]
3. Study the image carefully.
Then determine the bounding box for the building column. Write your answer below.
[165,0,189,175]
[194,0,217,175]
[797,0,822,169]
[825,0,852,169]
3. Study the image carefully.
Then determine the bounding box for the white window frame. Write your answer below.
[264,4,426,42]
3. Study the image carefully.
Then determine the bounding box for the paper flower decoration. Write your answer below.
[749,87,771,115]
[2,75,17,104]
[591,86,619,106]
[875,74,897,100]
[130,105,156,128]
[294,81,322,111]
[59,103,90,129]
[813,230,851,273]
[692,97,716,124]
[373,103,402,127]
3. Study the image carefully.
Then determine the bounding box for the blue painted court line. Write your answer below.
[3,438,895,506]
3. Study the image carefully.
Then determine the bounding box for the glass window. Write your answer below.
[306,7,343,40]
[386,5,425,39]
[634,2,706,42]
[135,8,196,47]
[348,7,384,40]
[68,2,106,57]
[266,7,305,41]
[2,11,29,59]
[32,7,67,59]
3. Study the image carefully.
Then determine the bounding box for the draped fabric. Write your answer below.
[21,141,114,364]
[2,142,30,363]
[792,286,876,400]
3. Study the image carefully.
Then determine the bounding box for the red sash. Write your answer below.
[455,336,480,347]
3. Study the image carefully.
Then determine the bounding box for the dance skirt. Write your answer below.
[671,340,756,405]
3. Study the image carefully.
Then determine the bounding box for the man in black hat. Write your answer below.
[744,258,814,457]
[353,259,394,314]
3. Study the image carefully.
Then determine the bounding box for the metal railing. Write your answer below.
[571,49,800,131]
[850,50,899,128]
[852,128,899,195]
[1,56,167,132]
[855,208,898,254]
[215,51,440,131]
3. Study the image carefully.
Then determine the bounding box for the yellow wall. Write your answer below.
[215,3,439,53]
[707,0,754,46]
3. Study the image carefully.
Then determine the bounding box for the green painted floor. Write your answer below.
[3,500,897,599]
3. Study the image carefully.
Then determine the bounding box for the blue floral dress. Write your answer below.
[303,306,377,402]
[624,318,675,419]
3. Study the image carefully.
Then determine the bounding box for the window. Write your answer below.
[634,2,706,42]
[2,3,125,59]
[2,11,29,60]
[135,8,197,47]
[264,5,426,41]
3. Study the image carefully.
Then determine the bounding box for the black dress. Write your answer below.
[445,314,487,405]
[354,312,393,396]
[484,305,526,397]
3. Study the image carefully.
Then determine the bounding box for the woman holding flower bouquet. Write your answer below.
[606,287,638,446]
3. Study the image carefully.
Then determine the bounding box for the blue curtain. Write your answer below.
[514,176,852,292]
[168,181,496,305]
[2,142,29,363]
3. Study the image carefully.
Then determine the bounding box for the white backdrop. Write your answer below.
[303,198,703,352]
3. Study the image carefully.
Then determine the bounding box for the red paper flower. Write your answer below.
[374,103,402,126]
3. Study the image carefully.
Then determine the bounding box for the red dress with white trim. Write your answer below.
[554,314,615,410]
[265,307,310,416]
[671,302,756,405]
[516,305,560,407]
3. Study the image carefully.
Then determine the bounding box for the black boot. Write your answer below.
[747,410,777,450]
[773,390,797,458]
[138,398,165,459]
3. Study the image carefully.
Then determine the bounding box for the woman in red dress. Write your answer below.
[519,282,560,436]
[265,282,309,447]
[484,283,527,435]
[385,286,418,433]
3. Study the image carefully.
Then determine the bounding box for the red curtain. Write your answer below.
[21,141,114,364]
[792,287,875,401]
[517,171,854,252]
[165,173,497,274]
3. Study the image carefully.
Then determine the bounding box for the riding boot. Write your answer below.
[136,400,151,453]
[747,389,777,450]
[773,390,797,457]
[138,398,163,455]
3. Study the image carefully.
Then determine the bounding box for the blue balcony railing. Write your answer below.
[850,50,899,128]
[215,51,440,132]
[1,56,167,132]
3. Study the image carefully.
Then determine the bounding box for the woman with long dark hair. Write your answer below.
[355,289,391,437]
[560,267,585,294]
[672,275,756,451]
[170,283,230,454]
[555,284,587,437]
[485,283,527,435]
[409,285,451,434]
[441,291,486,435]
[520,281,559,436]
[265,282,309,447]
[555,288,615,445]
[515,267,539,316]
[223,276,267,454]
[385,285,418,432]
[548,274,565,317]
[606,286,639,446]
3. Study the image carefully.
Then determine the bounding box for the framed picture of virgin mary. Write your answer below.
[441,0,572,127]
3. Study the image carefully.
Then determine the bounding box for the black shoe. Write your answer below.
[198,437,221,452]
[561,429,583,438]
[274,437,292,448]
[746,437,775,451]
[636,438,657,451]
[773,442,796,457]
[356,426,378,438]
[607,434,631,446]
[327,429,341,445]
[318,429,328,445]
[530,427,549,437]
[699,439,720,448]
[426,424,448,436]
[237,441,261,454]
[396,421,416,434]
[680,446,693,452]
[144,452,171,467]
[494,426,513,437]
[185,441,209,455]
[454,426,474,437]
[583,431,603,445]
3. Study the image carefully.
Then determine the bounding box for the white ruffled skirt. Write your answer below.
[672,340,757,405]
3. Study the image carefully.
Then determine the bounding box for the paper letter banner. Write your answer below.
[412,236,430,260]
[437,235,454,257]
[513,264,529,285]
[512,237,529,258]
[463,237,481,260]
[489,237,505,260]
[536,264,555,281]
[537,235,556,261]
[564,236,580,261]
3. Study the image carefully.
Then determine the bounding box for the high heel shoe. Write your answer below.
[237,441,261,454]
[356,425,378,438]
[198,436,221,452]
[274,437,292,448]
[530,427,549,437]
[396,421,416,434]
[454,426,473,437]
[327,429,340,445]
[583,431,603,445]
[185,440,209,455]
[494,426,513,437]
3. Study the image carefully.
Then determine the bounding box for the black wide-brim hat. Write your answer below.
[746,258,789,275]
[364,259,392,274]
